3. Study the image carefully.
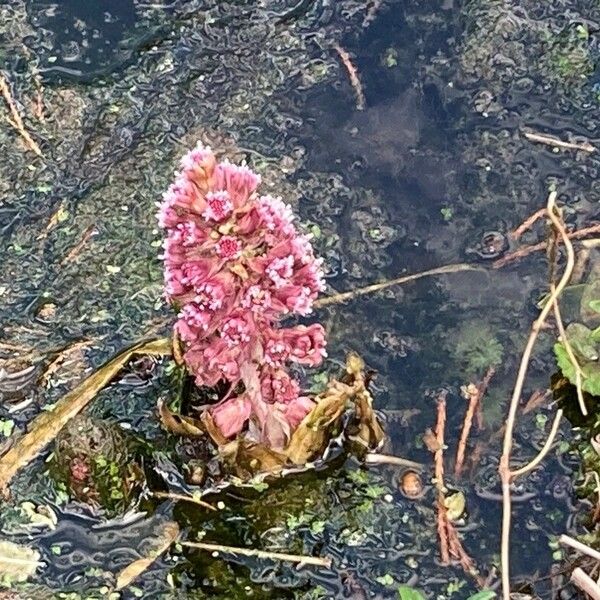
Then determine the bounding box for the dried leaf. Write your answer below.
[0,338,172,494]
[115,521,179,590]
[285,381,349,465]
[158,399,204,438]
[220,439,286,479]
[0,540,42,584]
[115,521,179,591]
[423,428,441,452]
[522,389,551,414]
[347,389,384,455]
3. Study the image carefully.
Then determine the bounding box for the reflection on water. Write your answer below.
[0,0,599,597]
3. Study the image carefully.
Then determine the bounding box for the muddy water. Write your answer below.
[1,0,599,598]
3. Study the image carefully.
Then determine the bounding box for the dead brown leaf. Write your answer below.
[115,521,179,590]
[522,389,551,414]
[423,428,441,452]
[285,380,350,465]
[157,399,204,438]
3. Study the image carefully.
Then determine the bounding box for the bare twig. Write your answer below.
[455,367,494,477]
[0,73,43,157]
[181,540,332,568]
[434,392,450,565]
[511,208,547,240]
[571,568,600,600]
[546,202,587,414]
[149,491,216,511]
[334,45,366,110]
[523,131,596,153]
[559,535,600,562]
[510,410,563,478]
[364,452,424,470]
[493,224,600,268]
[499,192,574,600]
[60,225,98,265]
[314,263,480,308]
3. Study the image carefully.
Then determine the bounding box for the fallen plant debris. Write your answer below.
[499,191,573,599]
[0,337,171,495]
[523,130,596,153]
[180,540,332,568]
[115,521,180,591]
[0,73,43,157]
[334,44,366,110]
[455,367,494,477]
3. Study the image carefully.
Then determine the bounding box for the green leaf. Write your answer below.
[589,300,600,313]
[467,592,496,600]
[398,586,426,600]
[554,342,600,396]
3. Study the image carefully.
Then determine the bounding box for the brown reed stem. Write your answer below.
[0,73,43,157]
[181,541,332,568]
[455,367,495,477]
[334,45,366,110]
[499,191,574,600]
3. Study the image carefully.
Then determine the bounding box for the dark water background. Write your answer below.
[1,0,600,598]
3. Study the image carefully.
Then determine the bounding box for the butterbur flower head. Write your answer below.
[203,191,233,222]
[215,235,242,260]
[158,143,327,445]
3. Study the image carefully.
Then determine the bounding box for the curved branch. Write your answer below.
[510,409,563,478]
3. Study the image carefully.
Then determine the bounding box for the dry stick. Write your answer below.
[571,568,600,600]
[364,452,425,470]
[559,535,600,562]
[499,192,574,600]
[181,541,332,568]
[434,392,450,565]
[455,367,495,477]
[511,208,547,240]
[0,74,42,157]
[60,225,98,265]
[547,208,587,415]
[150,491,216,511]
[523,131,596,153]
[334,44,366,110]
[510,409,563,478]
[314,263,479,308]
[493,224,600,269]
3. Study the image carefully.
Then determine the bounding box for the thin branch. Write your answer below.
[434,392,450,565]
[334,45,366,110]
[492,224,600,269]
[559,535,600,562]
[149,491,216,511]
[571,568,600,600]
[499,191,574,600]
[0,73,43,157]
[510,409,563,478]
[523,131,596,153]
[511,208,547,240]
[364,453,424,470]
[455,367,494,477]
[314,263,479,308]
[181,540,332,568]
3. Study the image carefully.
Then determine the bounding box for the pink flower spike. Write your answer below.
[215,235,242,260]
[266,255,294,289]
[203,191,233,222]
[215,160,261,207]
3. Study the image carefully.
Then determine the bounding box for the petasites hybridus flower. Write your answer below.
[158,143,326,448]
